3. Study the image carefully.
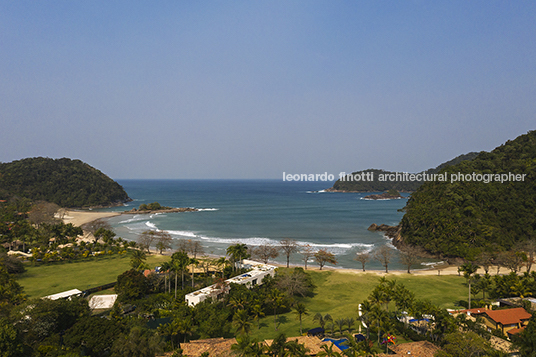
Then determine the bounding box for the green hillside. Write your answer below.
[400,130,536,259]
[330,152,479,192]
[0,157,130,208]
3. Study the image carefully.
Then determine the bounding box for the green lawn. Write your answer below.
[17,253,170,298]
[17,257,469,343]
[249,270,468,341]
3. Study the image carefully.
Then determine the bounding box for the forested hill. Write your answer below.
[329,152,480,192]
[0,157,131,208]
[400,130,536,260]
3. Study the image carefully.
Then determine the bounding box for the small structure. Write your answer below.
[43,289,83,301]
[307,327,325,337]
[88,294,118,310]
[185,259,276,306]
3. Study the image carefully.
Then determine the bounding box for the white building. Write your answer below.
[185,259,276,306]
[43,289,83,300]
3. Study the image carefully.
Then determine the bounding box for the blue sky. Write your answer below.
[1,1,535,179]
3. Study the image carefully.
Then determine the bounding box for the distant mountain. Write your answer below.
[400,130,536,259]
[0,157,131,208]
[328,152,480,192]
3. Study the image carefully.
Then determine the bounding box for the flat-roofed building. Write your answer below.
[185,259,276,306]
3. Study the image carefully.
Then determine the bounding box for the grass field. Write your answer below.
[249,270,467,341]
[17,255,468,342]
[17,253,170,298]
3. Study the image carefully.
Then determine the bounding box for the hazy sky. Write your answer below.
[1,1,535,179]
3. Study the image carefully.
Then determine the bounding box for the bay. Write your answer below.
[104,179,413,270]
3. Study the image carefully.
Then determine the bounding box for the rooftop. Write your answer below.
[483,307,532,325]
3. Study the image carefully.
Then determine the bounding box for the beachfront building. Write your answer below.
[185,259,276,306]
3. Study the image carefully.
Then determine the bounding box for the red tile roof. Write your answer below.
[484,307,532,325]
[507,326,526,336]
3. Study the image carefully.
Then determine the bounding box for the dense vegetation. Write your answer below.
[0,157,130,207]
[330,152,479,192]
[400,130,536,259]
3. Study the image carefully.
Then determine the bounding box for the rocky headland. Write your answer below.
[363,192,405,200]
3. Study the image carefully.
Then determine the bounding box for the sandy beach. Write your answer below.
[62,210,121,227]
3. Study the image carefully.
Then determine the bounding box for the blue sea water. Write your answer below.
[103,179,415,270]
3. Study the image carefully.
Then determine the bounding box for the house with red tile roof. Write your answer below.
[480,307,531,338]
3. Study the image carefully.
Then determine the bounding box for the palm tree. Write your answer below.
[172,250,190,291]
[227,243,250,272]
[313,313,333,334]
[459,262,480,309]
[130,249,147,270]
[216,257,228,278]
[160,261,172,294]
[190,257,199,288]
[233,309,253,336]
[293,303,308,335]
[345,317,355,334]
[285,339,310,357]
[335,318,346,336]
[251,301,265,330]
[267,288,286,331]
[317,343,341,357]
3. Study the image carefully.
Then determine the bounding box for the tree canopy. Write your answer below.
[400,130,536,259]
[0,157,130,207]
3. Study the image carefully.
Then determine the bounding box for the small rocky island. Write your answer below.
[124,202,198,214]
[363,189,405,200]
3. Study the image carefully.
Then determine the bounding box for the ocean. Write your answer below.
[102,179,417,270]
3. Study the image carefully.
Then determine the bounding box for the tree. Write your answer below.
[252,244,279,264]
[267,289,286,331]
[171,251,190,294]
[275,267,315,297]
[111,327,164,357]
[138,230,157,253]
[233,309,253,336]
[190,257,199,288]
[115,269,148,302]
[314,249,337,270]
[354,251,370,272]
[435,331,491,357]
[317,343,341,357]
[280,238,299,268]
[300,244,315,270]
[130,249,147,271]
[512,317,536,357]
[293,303,308,335]
[459,262,479,309]
[398,246,423,273]
[251,301,265,330]
[313,313,332,331]
[28,201,60,228]
[187,240,204,258]
[227,243,250,271]
[63,316,124,356]
[154,231,173,254]
[373,246,393,273]
[0,318,23,357]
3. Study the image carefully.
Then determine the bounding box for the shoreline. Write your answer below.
[62,210,525,277]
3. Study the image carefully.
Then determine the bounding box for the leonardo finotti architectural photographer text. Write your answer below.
[282,171,527,183]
